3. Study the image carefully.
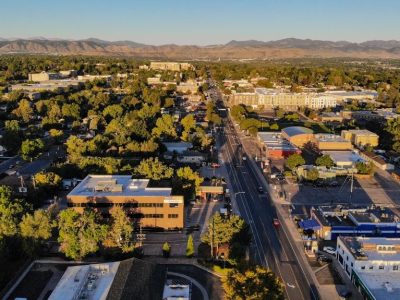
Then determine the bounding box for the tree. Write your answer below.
[175,166,204,199]
[62,103,81,120]
[33,171,61,195]
[356,161,374,175]
[201,213,246,256]
[12,99,33,123]
[0,186,27,238]
[1,120,22,153]
[315,154,334,168]
[103,206,135,253]
[58,209,108,260]
[134,157,174,181]
[285,153,305,170]
[162,242,171,258]
[20,209,53,256]
[49,128,64,143]
[181,114,196,133]
[306,167,319,181]
[20,138,45,161]
[152,114,177,139]
[223,266,284,300]
[102,104,124,119]
[186,234,194,258]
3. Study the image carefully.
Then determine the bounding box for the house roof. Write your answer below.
[106,258,166,300]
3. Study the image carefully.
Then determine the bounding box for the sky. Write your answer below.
[1,0,400,45]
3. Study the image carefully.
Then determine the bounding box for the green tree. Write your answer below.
[58,209,108,260]
[285,153,305,170]
[49,128,64,143]
[134,157,174,181]
[61,103,81,120]
[12,99,33,123]
[175,166,204,199]
[270,123,279,131]
[315,154,334,168]
[201,213,246,256]
[103,206,135,253]
[306,167,319,181]
[223,266,285,300]
[181,114,197,133]
[0,186,27,237]
[162,241,171,258]
[356,161,374,175]
[152,114,177,139]
[186,234,195,258]
[20,138,45,161]
[102,104,124,119]
[20,209,53,256]
[33,171,61,195]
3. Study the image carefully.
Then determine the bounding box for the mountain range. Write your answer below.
[1,37,400,59]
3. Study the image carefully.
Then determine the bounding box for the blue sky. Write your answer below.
[1,0,400,45]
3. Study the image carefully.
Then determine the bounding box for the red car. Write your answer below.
[273,218,280,228]
[211,163,221,168]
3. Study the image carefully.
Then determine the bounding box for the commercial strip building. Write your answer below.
[341,109,400,123]
[322,150,364,168]
[311,205,400,241]
[257,132,301,158]
[336,237,400,300]
[67,175,184,229]
[11,80,84,95]
[341,130,379,148]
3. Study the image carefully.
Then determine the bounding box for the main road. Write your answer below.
[209,80,319,300]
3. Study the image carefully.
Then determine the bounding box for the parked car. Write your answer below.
[339,290,352,299]
[211,163,220,168]
[322,246,336,255]
[273,218,280,228]
[317,255,332,263]
[258,186,264,193]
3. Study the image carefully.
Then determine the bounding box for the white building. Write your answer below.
[337,237,400,300]
[306,95,337,109]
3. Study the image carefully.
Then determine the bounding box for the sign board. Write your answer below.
[164,197,183,204]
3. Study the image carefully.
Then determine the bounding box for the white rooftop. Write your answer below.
[357,272,400,300]
[323,151,364,164]
[49,262,120,300]
[162,280,191,300]
[67,175,172,197]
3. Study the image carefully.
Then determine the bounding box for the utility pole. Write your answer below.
[349,171,354,203]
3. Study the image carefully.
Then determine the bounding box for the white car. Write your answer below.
[323,246,336,255]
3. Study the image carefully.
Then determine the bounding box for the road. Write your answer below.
[208,79,319,299]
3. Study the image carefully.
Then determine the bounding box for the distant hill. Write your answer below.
[1,37,400,59]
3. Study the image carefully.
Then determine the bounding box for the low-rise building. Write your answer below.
[257,132,301,158]
[162,142,193,154]
[313,134,353,151]
[177,151,207,165]
[336,236,400,300]
[322,150,364,168]
[67,175,184,230]
[11,80,84,93]
[341,130,379,148]
[360,151,395,171]
[281,126,314,147]
[77,74,112,81]
[311,205,400,240]
[316,112,344,123]
[176,81,198,94]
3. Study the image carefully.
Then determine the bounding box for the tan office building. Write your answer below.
[150,62,194,71]
[341,130,379,147]
[281,126,314,147]
[67,175,184,230]
[313,134,353,151]
[29,72,60,82]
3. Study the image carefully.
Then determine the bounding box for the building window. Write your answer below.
[379,266,384,270]
[361,266,365,270]
[143,214,164,218]
[393,266,399,271]
[346,256,349,261]
[351,263,353,267]
[169,203,179,208]
[369,266,373,270]
[168,214,178,218]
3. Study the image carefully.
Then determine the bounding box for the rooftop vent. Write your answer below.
[384,282,393,292]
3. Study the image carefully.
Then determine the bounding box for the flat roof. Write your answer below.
[282,126,313,137]
[340,237,400,261]
[67,175,172,197]
[258,132,299,151]
[315,134,349,143]
[49,262,120,300]
[357,272,400,300]
[343,129,378,137]
[323,151,364,164]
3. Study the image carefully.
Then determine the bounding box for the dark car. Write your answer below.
[317,255,332,263]
[258,186,264,193]
[339,290,352,299]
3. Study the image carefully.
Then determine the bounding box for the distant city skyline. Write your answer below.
[1,0,400,45]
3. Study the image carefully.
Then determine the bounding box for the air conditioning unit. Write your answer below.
[19,187,27,193]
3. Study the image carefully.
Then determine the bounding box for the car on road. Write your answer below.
[339,290,352,299]
[273,218,280,228]
[8,164,14,169]
[322,246,336,255]
[258,186,264,193]
[211,162,220,168]
[317,255,332,263]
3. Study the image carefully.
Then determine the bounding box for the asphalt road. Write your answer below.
[209,83,319,300]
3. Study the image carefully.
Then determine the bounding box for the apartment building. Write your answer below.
[341,130,379,148]
[337,236,400,300]
[149,62,194,71]
[28,70,77,82]
[67,175,184,230]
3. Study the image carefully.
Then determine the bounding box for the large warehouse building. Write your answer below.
[257,132,301,158]
[67,175,184,230]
